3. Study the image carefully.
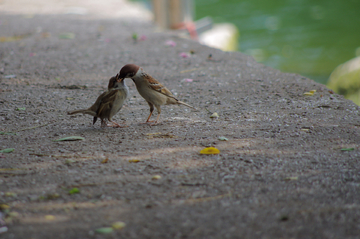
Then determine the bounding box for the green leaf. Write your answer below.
[53,136,85,141]
[0,148,15,153]
[341,148,355,151]
[0,132,17,135]
[16,107,26,111]
[95,227,114,234]
[68,188,80,195]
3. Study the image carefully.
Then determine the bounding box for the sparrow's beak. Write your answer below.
[117,77,125,82]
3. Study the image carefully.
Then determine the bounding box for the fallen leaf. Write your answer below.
[132,33,138,41]
[200,147,220,155]
[341,148,355,151]
[4,74,16,79]
[112,221,126,230]
[0,204,10,210]
[66,97,74,100]
[16,107,26,111]
[65,159,75,164]
[284,176,298,181]
[303,92,314,96]
[128,159,140,163]
[139,35,147,41]
[165,40,176,47]
[179,52,190,58]
[5,192,16,197]
[218,136,228,141]
[0,148,14,153]
[152,175,162,180]
[68,188,80,195]
[0,132,17,135]
[95,227,114,234]
[59,32,75,39]
[210,112,219,118]
[101,158,109,164]
[309,90,317,93]
[53,136,85,141]
[45,215,55,220]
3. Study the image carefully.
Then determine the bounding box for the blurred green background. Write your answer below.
[195,0,360,85]
[133,0,360,86]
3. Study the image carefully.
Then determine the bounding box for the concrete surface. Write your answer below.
[1,1,360,238]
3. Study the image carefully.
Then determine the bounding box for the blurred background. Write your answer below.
[132,0,360,105]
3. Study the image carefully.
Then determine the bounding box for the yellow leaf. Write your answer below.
[309,90,317,93]
[303,92,314,96]
[200,147,220,155]
[152,175,162,180]
[210,112,219,118]
[112,221,126,230]
[128,159,140,163]
[45,215,55,220]
[101,158,109,164]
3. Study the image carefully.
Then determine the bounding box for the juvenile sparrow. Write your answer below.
[67,74,129,127]
[118,64,195,123]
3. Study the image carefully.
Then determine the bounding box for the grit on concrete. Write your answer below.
[1,1,360,239]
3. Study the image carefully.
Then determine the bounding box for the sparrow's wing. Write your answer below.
[145,74,179,100]
[96,90,120,117]
[88,90,109,112]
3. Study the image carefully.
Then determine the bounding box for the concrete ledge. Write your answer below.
[1,2,360,238]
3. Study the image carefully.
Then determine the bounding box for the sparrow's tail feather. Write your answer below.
[67,109,97,117]
[177,101,196,110]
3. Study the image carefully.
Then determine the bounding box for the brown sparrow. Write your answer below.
[118,64,195,123]
[67,74,129,127]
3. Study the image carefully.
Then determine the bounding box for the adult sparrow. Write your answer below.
[118,64,195,123]
[67,74,129,127]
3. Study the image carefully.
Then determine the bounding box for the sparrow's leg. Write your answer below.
[154,105,161,123]
[145,101,155,123]
[100,119,107,128]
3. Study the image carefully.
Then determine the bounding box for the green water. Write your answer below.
[194,0,360,84]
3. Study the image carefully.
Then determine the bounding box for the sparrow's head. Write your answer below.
[118,64,140,79]
[108,75,124,89]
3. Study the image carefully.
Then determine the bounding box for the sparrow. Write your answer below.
[67,74,129,127]
[118,64,195,123]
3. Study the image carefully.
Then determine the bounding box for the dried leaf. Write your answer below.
[53,136,85,141]
[210,112,219,118]
[218,136,228,141]
[309,90,317,93]
[112,221,126,230]
[200,147,220,155]
[101,158,109,164]
[45,215,55,221]
[59,32,75,39]
[152,175,162,180]
[303,92,314,96]
[284,176,298,181]
[5,192,16,197]
[128,159,140,163]
[95,227,114,234]
[0,204,9,210]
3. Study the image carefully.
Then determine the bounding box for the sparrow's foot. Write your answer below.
[108,121,128,128]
